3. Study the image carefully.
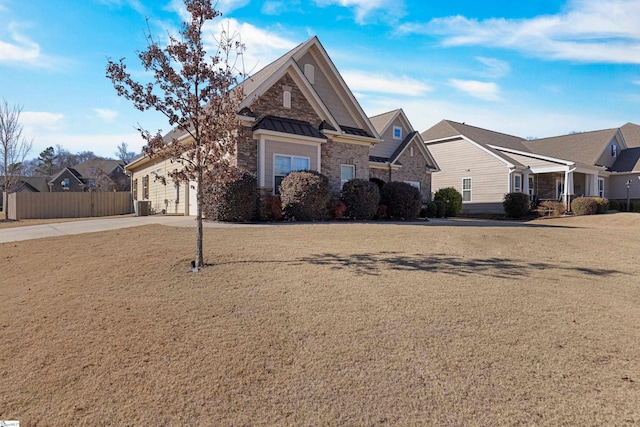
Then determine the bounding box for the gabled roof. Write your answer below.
[369,109,401,134]
[611,147,640,172]
[522,128,620,166]
[238,36,379,141]
[621,122,640,148]
[48,167,84,185]
[73,159,124,177]
[253,115,326,139]
[422,120,528,168]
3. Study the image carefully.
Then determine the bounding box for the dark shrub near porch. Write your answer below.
[280,170,330,221]
[380,181,421,220]
[503,192,531,218]
[341,179,380,220]
[433,187,463,217]
[203,168,257,222]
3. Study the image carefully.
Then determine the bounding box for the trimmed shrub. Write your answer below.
[329,200,347,219]
[593,197,609,214]
[423,201,438,218]
[433,187,463,217]
[537,200,566,217]
[609,199,620,211]
[503,192,531,218]
[341,179,380,220]
[369,177,385,192]
[203,168,257,222]
[263,195,283,221]
[380,181,422,220]
[280,170,330,221]
[434,200,446,218]
[376,204,388,220]
[571,197,598,216]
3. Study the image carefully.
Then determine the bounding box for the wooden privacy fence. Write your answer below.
[7,192,133,220]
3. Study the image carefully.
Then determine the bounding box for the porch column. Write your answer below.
[258,136,266,187]
[523,171,530,195]
[590,174,599,196]
[564,169,575,210]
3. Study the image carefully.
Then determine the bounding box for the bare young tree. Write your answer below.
[115,142,137,164]
[0,99,33,220]
[106,0,244,269]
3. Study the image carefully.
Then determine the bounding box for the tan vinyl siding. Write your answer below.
[596,136,623,168]
[130,158,187,215]
[608,174,640,199]
[296,51,358,128]
[370,117,409,159]
[264,139,320,191]
[428,139,509,205]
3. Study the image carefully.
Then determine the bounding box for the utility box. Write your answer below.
[135,200,150,216]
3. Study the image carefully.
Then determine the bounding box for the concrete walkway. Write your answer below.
[0,215,268,243]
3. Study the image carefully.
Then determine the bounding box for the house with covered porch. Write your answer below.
[422,120,639,214]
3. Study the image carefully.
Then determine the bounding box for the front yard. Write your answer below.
[1,215,639,425]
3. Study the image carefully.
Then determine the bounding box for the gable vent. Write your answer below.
[304,64,315,84]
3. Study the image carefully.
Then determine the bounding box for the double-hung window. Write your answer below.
[340,164,355,186]
[514,174,522,192]
[274,155,309,194]
[598,178,605,198]
[462,177,472,202]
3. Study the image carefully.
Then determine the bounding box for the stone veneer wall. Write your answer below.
[250,74,321,127]
[392,141,433,201]
[322,140,370,197]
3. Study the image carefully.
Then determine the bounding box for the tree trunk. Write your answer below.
[195,169,204,269]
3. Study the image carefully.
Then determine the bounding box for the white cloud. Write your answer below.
[314,0,405,24]
[29,132,146,159]
[95,0,146,14]
[633,80,640,86]
[0,22,39,63]
[475,57,510,78]
[449,79,500,101]
[398,0,640,64]
[342,71,431,96]
[21,111,64,131]
[93,108,118,122]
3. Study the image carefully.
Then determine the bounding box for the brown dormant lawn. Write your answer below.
[2,214,639,425]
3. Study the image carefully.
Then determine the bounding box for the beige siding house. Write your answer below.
[125,36,381,215]
[422,120,640,214]
[368,109,439,201]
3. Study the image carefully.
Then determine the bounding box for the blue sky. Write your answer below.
[1,0,639,159]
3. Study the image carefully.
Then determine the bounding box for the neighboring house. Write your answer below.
[368,109,439,201]
[1,176,49,208]
[422,120,640,214]
[49,159,129,192]
[125,36,383,215]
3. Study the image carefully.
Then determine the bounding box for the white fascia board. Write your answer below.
[490,144,574,166]
[253,129,325,145]
[236,114,256,123]
[528,165,571,174]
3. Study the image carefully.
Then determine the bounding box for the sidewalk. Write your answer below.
[0,215,259,243]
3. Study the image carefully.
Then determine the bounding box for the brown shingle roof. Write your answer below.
[611,147,640,172]
[369,109,400,134]
[621,122,640,148]
[522,128,618,165]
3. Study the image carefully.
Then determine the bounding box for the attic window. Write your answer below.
[611,144,618,157]
[410,146,414,157]
[283,90,291,109]
[304,64,315,84]
[393,126,402,140]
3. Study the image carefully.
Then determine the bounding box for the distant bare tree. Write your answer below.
[0,99,33,220]
[115,142,137,164]
[106,0,245,269]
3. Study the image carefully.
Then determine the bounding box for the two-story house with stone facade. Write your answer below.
[125,36,438,216]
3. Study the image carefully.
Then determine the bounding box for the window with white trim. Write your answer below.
[514,174,522,192]
[462,177,472,202]
[274,155,310,194]
[393,126,402,140]
[598,177,604,198]
[404,181,420,190]
[611,144,618,157]
[340,164,355,186]
[528,175,535,198]
[62,178,70,190]
[555,179,564,200]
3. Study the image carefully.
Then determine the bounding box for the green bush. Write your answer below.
[503,192,531,218]
[537,200,566,217]
[203,168,257,222]
[369,178,385,192]
[634,202,640,213]
[433,187,463,217]
[571,197,598,216]
[434,200,446,218]
[380,181,422,220]
[280,170,330,221]
[420,201,438,218]
[593,197,609,214]
[340,179,380,220]
[608,199,620,211]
